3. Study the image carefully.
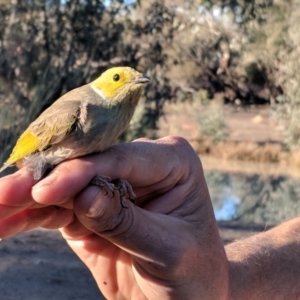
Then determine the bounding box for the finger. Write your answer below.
[0,207,74,238]
[61,217,94,240]
[0,201,44,220]
[0,168,74,220]
[0,169,43,220]
[31,136,190,206]
[31,160,97,205]
[0,169,34,207]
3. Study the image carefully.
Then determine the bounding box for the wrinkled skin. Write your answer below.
[0,137,228,300]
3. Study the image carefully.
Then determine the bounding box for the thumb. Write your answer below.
[74,185,136,238]
[73,185,188,276]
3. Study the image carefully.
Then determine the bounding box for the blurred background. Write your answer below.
[0,0,300,299]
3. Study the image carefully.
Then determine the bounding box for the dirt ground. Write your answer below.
[0,229,101,300]
[157,102,284,142]
[0,105,290,299]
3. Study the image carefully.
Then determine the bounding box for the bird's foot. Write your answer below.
[112,179,136,205]
[90,175,136,208]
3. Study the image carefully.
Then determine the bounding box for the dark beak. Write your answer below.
[132,76,150,84]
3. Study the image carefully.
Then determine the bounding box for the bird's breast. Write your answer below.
[46,101,136,160]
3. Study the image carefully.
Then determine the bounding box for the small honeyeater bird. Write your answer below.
[0,67,149,203]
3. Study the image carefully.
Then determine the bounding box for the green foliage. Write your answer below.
[197,0,274,24]
[268,1,300,149]
[194,0,300,149]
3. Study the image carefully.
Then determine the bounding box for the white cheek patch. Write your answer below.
[90,84,106,99]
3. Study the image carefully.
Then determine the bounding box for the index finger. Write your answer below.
[31,137,193,206]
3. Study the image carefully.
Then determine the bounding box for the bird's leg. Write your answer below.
[112,179,136,204]
[91,176,115,198]
[90,176,136,208]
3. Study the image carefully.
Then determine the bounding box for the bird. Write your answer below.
[0,66,149,205]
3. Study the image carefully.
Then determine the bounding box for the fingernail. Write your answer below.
[86,187,105,218]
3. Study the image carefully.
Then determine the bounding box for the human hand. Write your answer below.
[0,137,228,299]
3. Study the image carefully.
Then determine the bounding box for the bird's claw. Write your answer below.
[91,176,136,208]
[91,175,115,198]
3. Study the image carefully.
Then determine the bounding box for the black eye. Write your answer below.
[113,74,120,81]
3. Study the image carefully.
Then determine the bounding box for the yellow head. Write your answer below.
[91,67,149,104]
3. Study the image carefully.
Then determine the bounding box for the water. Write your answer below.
[203,159,300,225]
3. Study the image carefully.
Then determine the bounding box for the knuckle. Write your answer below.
[165,136,195,153]
[167,136,198,159]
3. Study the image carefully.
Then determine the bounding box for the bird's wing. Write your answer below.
[1,100,82,169]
